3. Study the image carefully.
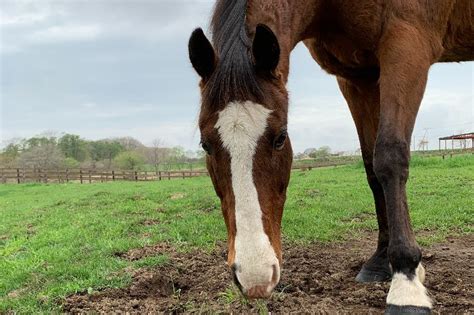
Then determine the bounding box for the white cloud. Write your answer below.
[0,11,49,26]
[0,42,22,54]
[1,0,213,52]
[1,1,471,153]
[414,86,473,149]
[81,102,96,109]
[421,88,470,111]
[288,95,359,153]
[60,103,158,119]
[27,24,102,43]
[287,75,473,153]
[0,0,59,27]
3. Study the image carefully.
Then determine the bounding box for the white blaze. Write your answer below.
[215,101,279,291]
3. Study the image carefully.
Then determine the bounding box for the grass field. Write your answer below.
[1,154,473,313]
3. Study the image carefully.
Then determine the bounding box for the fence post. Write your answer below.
[168,171,171,180]
[80,169,83,184]
[158,171,162,181]
[134,171,138,181]
[66,169,69,183]
[144,171,147,181]
[182,171,185,179]
[88,170,92,183]
[17,168,20,184]
[112,170,115,181]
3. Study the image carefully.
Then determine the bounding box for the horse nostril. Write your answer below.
[231,263,243,293]
[271,263,279,284]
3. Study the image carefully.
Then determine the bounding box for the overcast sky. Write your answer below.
[1,0,472,153]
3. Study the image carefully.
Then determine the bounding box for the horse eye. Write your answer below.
[273,130,287,150]
[201,141,212,155]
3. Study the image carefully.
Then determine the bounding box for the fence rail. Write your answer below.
[0,162,352,184]
[1,151,470,185]
[0,168,209,184]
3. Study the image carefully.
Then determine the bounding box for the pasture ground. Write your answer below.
[1,155,473,313]
[63,233,473,314]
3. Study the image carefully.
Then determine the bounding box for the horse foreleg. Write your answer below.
[375,22,441,314]
[337,77,391,283]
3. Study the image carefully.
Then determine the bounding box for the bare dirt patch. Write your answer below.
[114,243,175,261]
[141,219,160,226]
[63,233,473,314]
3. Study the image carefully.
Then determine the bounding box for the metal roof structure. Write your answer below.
[438,132,474,140]
[438,132,474,150]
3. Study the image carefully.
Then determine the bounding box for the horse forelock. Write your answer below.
[204,0,263,109]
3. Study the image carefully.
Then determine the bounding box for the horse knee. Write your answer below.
[373,140,410,186]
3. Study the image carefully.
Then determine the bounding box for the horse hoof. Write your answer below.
[355,267,391,283]
[385,304,431,315]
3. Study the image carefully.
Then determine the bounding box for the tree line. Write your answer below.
[0,133,204,170]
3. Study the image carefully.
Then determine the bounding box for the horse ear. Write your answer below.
[252,24,280,73]
[188,28,215,79]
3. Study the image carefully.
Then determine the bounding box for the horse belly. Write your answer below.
[304,34,379,81]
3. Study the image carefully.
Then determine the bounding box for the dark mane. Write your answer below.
[205,0,263,108]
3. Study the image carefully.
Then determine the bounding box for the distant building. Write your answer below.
[438,132,474,150]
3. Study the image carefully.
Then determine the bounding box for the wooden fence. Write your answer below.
[0,160,364,184]
[0,162,350,184]
[0,168,209,184]
[1,151,469,185]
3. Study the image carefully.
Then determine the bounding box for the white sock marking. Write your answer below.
[215,101,279,291]
[387,264,432,308]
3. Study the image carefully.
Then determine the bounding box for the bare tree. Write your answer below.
[113,137,145,151]
[147,138,168,172]
[39,130,61,139]
[18,144,64,169]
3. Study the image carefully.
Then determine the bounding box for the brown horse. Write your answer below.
[188,0,474,313]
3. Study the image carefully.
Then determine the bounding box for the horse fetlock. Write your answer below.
[388,243,421,275]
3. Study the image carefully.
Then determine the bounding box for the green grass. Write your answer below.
[1,154,473,313]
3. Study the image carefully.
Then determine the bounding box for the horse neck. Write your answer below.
[246,0,321,81]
